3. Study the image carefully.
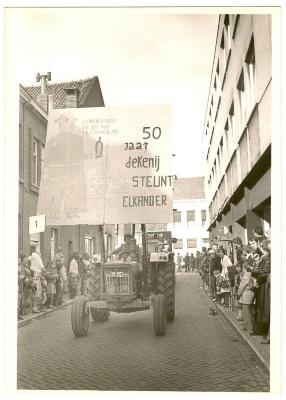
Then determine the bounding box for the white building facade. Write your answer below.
[167,178,209,256]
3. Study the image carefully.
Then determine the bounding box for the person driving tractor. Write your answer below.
[111,233,140,262]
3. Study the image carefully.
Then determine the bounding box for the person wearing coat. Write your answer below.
[218,248,232,307]
[237,264,255,333]
[251,239,271,338]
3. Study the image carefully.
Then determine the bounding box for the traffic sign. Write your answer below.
[29,215,46,234]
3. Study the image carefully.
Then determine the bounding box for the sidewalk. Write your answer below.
[214,301,270,372]
[18,294,73,328]
[191,273,270,372]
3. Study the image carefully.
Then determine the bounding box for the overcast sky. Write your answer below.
[6,8,218,178]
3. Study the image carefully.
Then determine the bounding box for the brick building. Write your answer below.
[202,14,271,248]
[19,75,116,266]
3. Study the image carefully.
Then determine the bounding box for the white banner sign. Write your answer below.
[37,105,173,225]
[29,215,46,234]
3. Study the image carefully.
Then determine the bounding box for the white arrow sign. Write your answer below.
[29,215,46,234]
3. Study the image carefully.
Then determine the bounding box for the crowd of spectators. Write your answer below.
[176,226,271,345]
[18,248,96,320]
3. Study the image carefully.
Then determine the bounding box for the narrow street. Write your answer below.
[17,273,269,391]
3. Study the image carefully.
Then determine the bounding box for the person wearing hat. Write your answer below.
[37,111,87,221]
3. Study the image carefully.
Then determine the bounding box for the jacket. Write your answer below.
[238,271,254,304]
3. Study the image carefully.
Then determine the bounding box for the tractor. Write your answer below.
[71,227,176,337]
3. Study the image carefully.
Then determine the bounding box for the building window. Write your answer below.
[215,61,220,89]
[32,138,40,186]
[232,14,240,39]
[220,33,226,70]
[173,211,182,227]
[225,102,236,158]
[174,239,183,249]
[19,124,24,179]
[201,210,207,226]
[224,15,231,53]
[50,228,58,261]
[245,36,256,109]
[187,239,197,249]
[85,235,95,255]
[41,144,45,175]
[237,70,246,127]
[187,210,196,228]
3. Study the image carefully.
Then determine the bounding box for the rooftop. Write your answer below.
[173,177,205,200]
[24,76,103,109]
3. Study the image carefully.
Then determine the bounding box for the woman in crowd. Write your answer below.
[29,252,45,313]
[80,253,91,295]
[68,252,80,299]
[19,255,33,316]
[218,248,232,307]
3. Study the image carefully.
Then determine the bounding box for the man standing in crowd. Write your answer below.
[233,237,244,263]
[208,248,222,301]
[189,253,195,273]
[54,247,66,306]
[184,253,190,273]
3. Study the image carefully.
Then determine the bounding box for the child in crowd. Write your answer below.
[237,263,255,334]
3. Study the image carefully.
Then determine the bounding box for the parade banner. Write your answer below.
[37,105,173,225]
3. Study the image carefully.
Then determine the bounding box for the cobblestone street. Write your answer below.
[17,273,269,391]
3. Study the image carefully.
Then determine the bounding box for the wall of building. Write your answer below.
[203,14,271,244]
[168,199,209,256]
[19,95,47,256]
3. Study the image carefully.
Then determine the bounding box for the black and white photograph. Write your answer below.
[2,2,283,396]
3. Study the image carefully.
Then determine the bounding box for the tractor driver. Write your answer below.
[111,233,140,262]
[111,233,143,297]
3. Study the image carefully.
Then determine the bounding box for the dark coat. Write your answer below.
[252,252,271,329]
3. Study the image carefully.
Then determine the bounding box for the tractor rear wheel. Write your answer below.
[153,294,167,336]
[90,309,110,322]
[71,295,89,337]
[156,262,175,321]
[87,264,101,300]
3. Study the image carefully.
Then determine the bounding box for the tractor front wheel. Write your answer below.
[157,263,175,321]
[71,295,90,337]
[153,294,167,336]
